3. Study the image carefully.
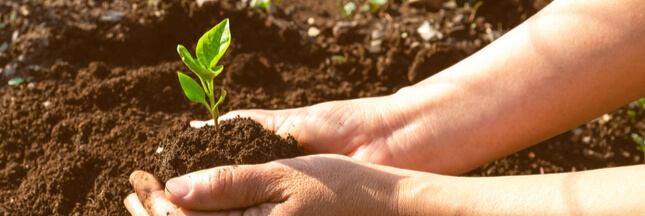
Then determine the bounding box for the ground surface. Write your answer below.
[1,0,644,215]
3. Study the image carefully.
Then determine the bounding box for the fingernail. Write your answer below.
[166,175,192,198]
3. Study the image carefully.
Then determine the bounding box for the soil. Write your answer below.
[1,0,643,215]
[155,117,302,182]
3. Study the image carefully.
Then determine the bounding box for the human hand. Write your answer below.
[124,155,415,216]
[191,93,439,172]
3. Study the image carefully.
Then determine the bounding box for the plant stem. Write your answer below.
[210,108,220,133]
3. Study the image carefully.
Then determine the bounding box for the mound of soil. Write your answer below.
[1,0,643,215]
[155,117,302,182]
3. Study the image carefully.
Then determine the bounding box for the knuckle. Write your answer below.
[204,166,236,200]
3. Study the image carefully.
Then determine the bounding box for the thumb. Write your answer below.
[164,163,287,211]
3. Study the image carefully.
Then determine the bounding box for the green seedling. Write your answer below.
[8,77,24,85]
[250,0,270,9]
[627,110,637,119]
[331,55,346,62]
[631,133,645,159]
[360,4,371,12]
[469,1,483,23]
[341,2,357,17]
[370,0,387,13]
[401,32,408,39]
[638,98,645,110]
[177,19,231,132]
[10,13,17,28]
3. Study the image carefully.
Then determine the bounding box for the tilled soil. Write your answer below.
[1,0,643,215]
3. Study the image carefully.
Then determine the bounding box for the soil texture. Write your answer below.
[155,117,302,182]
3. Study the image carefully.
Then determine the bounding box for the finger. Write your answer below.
[180,202,278,216]
[189,120,214,129]
[219,109,277,130]
[164,163,287,211]
[124,193,149,216]
[130,171,185,216]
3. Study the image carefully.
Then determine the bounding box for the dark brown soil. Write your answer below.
[1,0,644,215]
[155,117,302,182]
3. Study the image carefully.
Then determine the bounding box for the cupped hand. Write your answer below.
[193,93,436,171]
[124,155,415,216]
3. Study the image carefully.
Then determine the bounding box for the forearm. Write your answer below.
[391,0,645,174]
[400,165,645,215]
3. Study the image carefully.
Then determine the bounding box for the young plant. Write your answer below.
[340,2,357,18]
[631,133,645,159]
[250,0,270,9]
[177,19,231,132]
[370,0,387,13]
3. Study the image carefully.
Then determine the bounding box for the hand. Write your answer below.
[192,93,438,172]
[124,155,412,216]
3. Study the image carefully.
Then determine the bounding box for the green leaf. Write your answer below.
[213,88,227,111]
[177,72,206,104]
[250,0,270,8]
[627,110,637,118]
[370,0,387,6]
[342,2,356,17]
[632,133,645,147]
[8,78,24,85]
[177,45,215,81]
[196,19,231,70]
[212,65,224,77]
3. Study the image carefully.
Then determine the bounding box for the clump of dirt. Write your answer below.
[155,117,303,182]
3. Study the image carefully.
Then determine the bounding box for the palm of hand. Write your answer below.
[221,96,423,169]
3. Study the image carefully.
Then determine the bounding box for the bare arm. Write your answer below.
[402,164,645,215]
[391,0,645,174]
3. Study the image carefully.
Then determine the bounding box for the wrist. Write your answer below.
[396,173,467,215]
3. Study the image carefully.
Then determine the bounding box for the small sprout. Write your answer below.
[250,0,271,9]
[331,55,346,62]
[360,4,371,12]
[401,32,408,39]
[149,0,156,6]
[8,77,24,85]
[370,0,387,13]
[340,2,357,18]
[10,13,17,27]
[275,0,283,5]
[469,1,483,23]
[638,98,645,110]
[177,19,231,132]
[627,110,637,119]
[631,133,645,159]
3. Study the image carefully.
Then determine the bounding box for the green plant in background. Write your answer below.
[626,97,645,120]
[340,2,357,17]
[8,76,33,85]
[177,19,231,132]
[370,0,387,13]
[469,1,484,23]
[250,0,271,9]
[631,133,645,159]
[10,13,17,28]
[360,4,371,12]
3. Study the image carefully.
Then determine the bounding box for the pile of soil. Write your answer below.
[155,117,302,182]
[0,0,643,214]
